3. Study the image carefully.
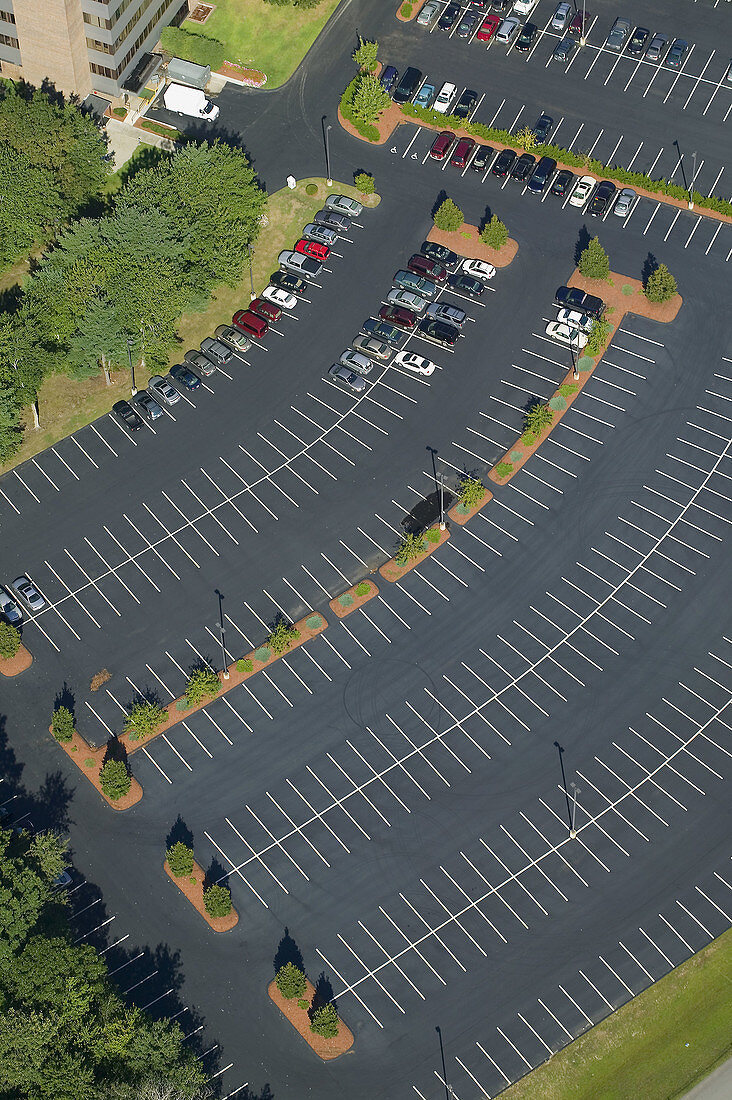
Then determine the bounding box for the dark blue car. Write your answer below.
[380,66,398,95]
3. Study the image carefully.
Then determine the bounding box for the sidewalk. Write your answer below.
[683,1057,732,1099]
[105,117,178,170]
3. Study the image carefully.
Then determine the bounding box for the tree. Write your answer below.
[0,144,63,267]
[585,316,612,356]
[99,759,131,801]
[514,127,536,151]
[275,962,307,1000]
[396,532,427,565]
[433,198,464,231]
[523,403,554,439]
[459,475,486,508]
[123,700,167,742]
[185,667,221,707]
[354,171,375,194]
[166,842,194,878]
[203,883,232,918]
[67,295,129,382]
[0,622,20,659]
[267,620,300,655]
[0,826,67,961]
[51,706,74,743]
[578,236,610,280]
[353,35,379,72]
[310,1003,339,1037]
[480,215,508,250]
[351,73,391,126]
[644,262,677,303]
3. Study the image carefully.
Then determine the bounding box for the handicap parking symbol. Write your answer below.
[390,146,398,154]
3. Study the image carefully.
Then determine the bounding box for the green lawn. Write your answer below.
[186,0,342,88]
[499,927,732,1100]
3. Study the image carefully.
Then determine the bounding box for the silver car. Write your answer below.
[417,0,440,26]
[551,1,571,30]
[645,32,668,62]
[328,363,367,393]
[613,188,636,217]
[200,337,233,365]
[324,194,362,218]
[386,288,429,314]
[185,349,218,374]
[302,223,338,246]
[11,575,46,612]
[0,587,22,624]
[426,301,467,327]
[339,349,373,375]
[213,326,252,355]
[148,375,181,406]
[351,335,392,361]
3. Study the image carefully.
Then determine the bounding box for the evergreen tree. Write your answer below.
[644,262,677,302]
[433,198,464,231]
[578,236,610,280]
[351,73,390,126]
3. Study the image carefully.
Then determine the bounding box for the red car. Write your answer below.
[476,13,501,41]
[249,297,282,323]
[407,254,448,283]
[450,137,476,169]
[379,305,417,330]
[569,10,589,35]
[430,130,454,161]
[295,238,330,261]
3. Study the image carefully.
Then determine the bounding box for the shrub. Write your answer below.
[90,669,111,691]
[459,475,486,508]
[510,450,523,462]
[203,883,232,918]
[523,403,554,439]
[100,759,131,801]
[338,593,354,608]
[514,126,537,151]
[644,262,677,303]
[353,36,378,73]
[310,1003,339,1038]
[305,182,318,195]
[123,699,167,742]
[175,698,189,711]
[84,758,95,768]
[306,614,323,630]
[355,581,371,597]
[433,197,463,231]
[254,646,271,663]
[138,119,181,140]
[585,317,612,357]
[236,657,253,674]
[480,215,508,250]
[622,283,635,295]
[0,622,21,659]
[339,75,381,142]
[166,841,194,877]
[558,383,578,397]
[185,667,221,708]
[51,706,74,743]
[112,107,127,120]
[495,461,513,478]
[160,26,225,69]
[400,1,413,15]
[395,532,427,565]
[548,394,567,412]
[354,171,375,194]
[426,527,441,543]
[578,236,610,280]
[297,998,309,1010]
[577,354,595,373]
[276,962,307,1000]
[267,620,300,655]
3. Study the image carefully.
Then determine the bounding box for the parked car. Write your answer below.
[11,575,46,612]
[554,286,605,317]
[302,223,338,246]
[261,285,298,310]
[0,586,23,624]
[339,349,373,375]
[491,148,517,177]
[613,187,636,217]
[295,238,329,261]
[426,301,467,326]
[380,64,399,93]
[471,144,493,172]
[533,113,554,142]
[450,136,476,167]
[212,327,251,355]
[645,33,668,62]
[393,270,438,299]
[492,0,510,10]
[113,399,143,431]
[414,80,436,108]
[527,156,557,194]
[420,241,460,268]
[278,250,322,279]
[351,335,392,360]
[429,131,453,163]
[394,351,437,375]
[569,10,589,35]
[379,305,417,330]
[589,179,616,216]
[551,2,572,31]
[476,14,501,41]
[545,321,589,348]
[313,209,349,232]
[148,376,180,406]
[606,17,631,52]
[510,152,536,182]
[515,22,538,51]
[456,10,480,37]
[247,297,281,323]
[392,66,422,105]
[447,273,484,297]
[434,82,458,114]
[189,347,218,375]
[512,0,537,15]
[495,16,520,43]
[665,39,689,68]
[626,26,649,57]
[550,168,574,196]
[169,363,201,390]
[136,391,164,420]
[328,363,367,393]
[552,36,576,63]
[408,254,448,282]
[438,2,461,32]
[386,288,429,314]
[269,269,307,295]
[556,308,594,333]
[200,336,233,364]
[569,174,596,207]
[461,258,495,280]
[324,194,363,217]
[417,318,460,347]
[361,318,406,346]
[416,1,439,26]
[453,89,478,120]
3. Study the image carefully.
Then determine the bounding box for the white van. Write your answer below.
[163,83,219,121]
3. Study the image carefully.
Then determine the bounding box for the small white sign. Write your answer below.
[286,175,297,189]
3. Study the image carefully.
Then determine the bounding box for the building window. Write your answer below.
[89,61,119,79]
[0,10,16,25]
[84,13,112,30]
[0,31,18,46]
[88,0,177,60]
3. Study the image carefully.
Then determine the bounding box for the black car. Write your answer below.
[515,22,538,51]
[393,66,422,104]
[555,286,605,318]
[510,152,536,182]
[361,318,406,347]
[113,400,143,431]
[456,10,480,37]
[453,88,478,120]
[447,273,485,298]
[626,27,649,57]
[380,65,398,94]
[527,156,557,194]
[550,168,574,196]
[532,113,554,143]
[420,241,460,269]
[491,0,510,10]
[491,148,517,177]
[552,36,575,63]
[270,270,307,295]
[438,2,461,31]
[589,179,617,216]
[169,363,201,390]
[471,145,493,173]
[417,318,460,347]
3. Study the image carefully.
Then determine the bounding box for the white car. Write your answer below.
[496,17,520,44]
[461,258,496,281]
[545,321,589,348]
[556,308,593,334]
[261,285,298,310]
[551,2,572,30]
[434,82,458,114]
[512,0,536,15]
[394,351,437,376]
[568,175,596,208]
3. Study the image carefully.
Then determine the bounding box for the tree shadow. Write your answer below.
[102,737,129,770]
[124,684,163,711]
[273,926,304,975]
[53,681,75,716]
[204,856,228,891]
[574,225,592,267]
[480,205,494,232]
[0,284,23,315]
[430,189,448,220]
[166,814,194,850]
[32,771,73,833]
[311,970,336,1013]
[236,1087,274,1100]
[641,251,659,287]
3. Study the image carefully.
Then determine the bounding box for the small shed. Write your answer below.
[166,57,211,89]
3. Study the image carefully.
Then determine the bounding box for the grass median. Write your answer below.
[499,927,732,1100]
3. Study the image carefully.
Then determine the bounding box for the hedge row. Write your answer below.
[400,104,732,218]
[339,75,381,143]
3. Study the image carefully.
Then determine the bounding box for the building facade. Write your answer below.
[0,0,187,99]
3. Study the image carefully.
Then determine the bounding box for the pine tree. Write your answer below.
[480,215,508,249]
[351,73,390,125]
[578,236,610,280]
[644,263,677,303]
[433,198,464,231]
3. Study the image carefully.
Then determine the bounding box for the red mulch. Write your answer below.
[379,527,450,581]
[55,729,143,810]
[427,224,518,268]
[217,62,266,84]
[268,979,354,1060]
[164,859,238,932]
[448,488,493,525]
[0,644,32,677]
[329,579,379,618]
[186,3,214,24]
[396,0,428,20]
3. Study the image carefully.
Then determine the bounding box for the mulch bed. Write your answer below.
[186,3,215,23]
[0,644,32,676]
[217,62,266,85]
[164,859,238,932]
[329,579,379,618]
[448,488,493,525]
[379,526,450,581]
[489,269,682,486]
[427,224,518,268]
[396,0,428,20]
[268,979,354,1060]
[54,729,143,811]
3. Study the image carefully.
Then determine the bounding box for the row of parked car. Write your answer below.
[110,194,365,432]
[329,244,498,393]
[545,283,606,351]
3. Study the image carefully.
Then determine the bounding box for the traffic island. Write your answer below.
[329,579,379,617]
[396,0,428,20]
[268,979,354,1060]
[53,729,143,811]
[0,643,32,676]
[380,526,450,581]
[427,223,518,268]
[164,857,239,933]
[449,487,493,525]
[489,269,682,486]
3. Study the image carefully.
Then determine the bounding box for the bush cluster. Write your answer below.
[395,533,427,566]
[236,657,253,674]
[354,171,375,194]
[276,962,307,999]
[123,699,167,741]
[355,581,372,597]
[339,76,381,142]
[310,1003,339,1037]
[185,666,221,708]
[459,475,486,508]
[267,620,300,655]
[495,461,513,478]
[585,317,612,357]
[523,403,554,441]
[0,621,21,659]
[51,706,74,743]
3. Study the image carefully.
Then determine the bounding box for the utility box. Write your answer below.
[166,57,211,90]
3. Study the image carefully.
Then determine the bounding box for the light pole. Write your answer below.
[688,150,697,209]
[439,471,446,530]
[569,781,581,838]
[580,0,587,45]
[247,241,256,301]
[126,336,137,395]
[216,621,229,680]
[325,123,333,188]
[571,343,579,381]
